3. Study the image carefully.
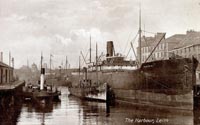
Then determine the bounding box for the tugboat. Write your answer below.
[22,54,61,101]
[22,68,61,101]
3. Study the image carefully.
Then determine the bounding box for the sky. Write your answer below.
[0,0,200,69]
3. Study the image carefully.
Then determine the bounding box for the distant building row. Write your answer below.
[137,30,200,83]
[138,30,200,63]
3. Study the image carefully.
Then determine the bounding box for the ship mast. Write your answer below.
[65,56,68,73]
[138,4,142,67]
[50,54,52,75]
[96,42,98,83]
[79,54,81,76]
[41,52,43,69]
[89,34,92,63]
[50,54,53,87]
[96,42,98,70]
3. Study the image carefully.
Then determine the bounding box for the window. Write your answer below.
[0,69,2,83]
[5,69,7,83]
[199,73,200,80]
[198,54,200,60]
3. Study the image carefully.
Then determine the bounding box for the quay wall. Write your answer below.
[114,89,193,110]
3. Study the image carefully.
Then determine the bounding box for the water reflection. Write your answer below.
[0,95,22,125]
[1,87,200,125]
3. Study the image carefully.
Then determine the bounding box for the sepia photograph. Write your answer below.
[0,0,200,125]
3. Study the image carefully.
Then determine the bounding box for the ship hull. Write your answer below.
[22,86,61,101]
[69,83,107,101]
[69,57,198,110]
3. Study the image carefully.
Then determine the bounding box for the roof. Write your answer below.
[162,31,200,50]
[141,33,166,47]
[0,61,13,68]
[165,34,185,44]
[140,31,200,50]
[174,32,200,49]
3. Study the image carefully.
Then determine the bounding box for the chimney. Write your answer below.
[155,33,166,40]
[9,51,11,66]
[0,52,3,62]
[12,57,14,68]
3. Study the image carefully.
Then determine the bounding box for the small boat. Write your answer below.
[69,79,108,101]
[22,68,61,101]
[69,67,115,104]
[22,54,61,101]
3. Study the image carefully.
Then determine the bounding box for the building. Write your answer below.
[0,62,14,84]
[139,31,200,63]
[167,30,200,84]
[31,63,39,73]
[139,33,167,63]
[138,30,200,84]
[168,30,200,61]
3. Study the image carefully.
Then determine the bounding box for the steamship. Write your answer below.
[69,40,198,108]
[22,55,61,101]
[69,11,198,110]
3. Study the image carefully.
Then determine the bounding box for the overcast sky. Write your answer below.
[0,0,200,69]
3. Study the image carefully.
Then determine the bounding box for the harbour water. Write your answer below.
[0,87,199,125]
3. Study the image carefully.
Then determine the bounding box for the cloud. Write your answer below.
[0,0,200,68]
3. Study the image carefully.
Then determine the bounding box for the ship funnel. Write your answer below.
[40,68,45,90]
[106,41,114,57]
[0,52,3,62]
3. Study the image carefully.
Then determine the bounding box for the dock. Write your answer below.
[0,81,25,92]
[0,81,25,110]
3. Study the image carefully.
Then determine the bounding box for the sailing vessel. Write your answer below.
[69,9,198,110]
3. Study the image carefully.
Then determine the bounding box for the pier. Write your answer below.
[0,81,25,92]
